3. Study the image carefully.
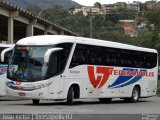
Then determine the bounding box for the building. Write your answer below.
[101,4,115,14]
[119,20,137,36]
[69,6,102,16]
[144,1,157,9]
[0,0,78,44]
[82,6,102,16]
[101,2,127,15]
[69,6,82,14]
[70,3,125,16]
[144,1,160,10]
[128,1,142,11]
[114,2,127,8]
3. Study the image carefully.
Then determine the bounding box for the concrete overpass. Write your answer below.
[0,0,78,44]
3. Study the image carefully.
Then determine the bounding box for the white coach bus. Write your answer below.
[0,44,14,96]
[3,35,158,105]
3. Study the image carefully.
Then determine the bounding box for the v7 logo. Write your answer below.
[87,66,113,88]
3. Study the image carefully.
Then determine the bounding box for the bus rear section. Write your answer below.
[0,44,13,96]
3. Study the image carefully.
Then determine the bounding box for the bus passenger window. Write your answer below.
[108,53,116,66]
[70,46,85,68]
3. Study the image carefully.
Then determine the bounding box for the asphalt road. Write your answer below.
[0,96,160,120]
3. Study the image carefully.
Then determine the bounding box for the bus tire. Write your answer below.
[32,99,40,105]
[129,86,140,103]
[66,86,74,105]
[99,98,112,103]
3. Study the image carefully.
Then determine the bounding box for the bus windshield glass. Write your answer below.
[8,46,52,81]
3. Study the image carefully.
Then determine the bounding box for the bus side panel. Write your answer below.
[63,65,158,99]
[62,66,90,99]
[63,65,133,99]
[48,76,62,99]
[140,67,158,97]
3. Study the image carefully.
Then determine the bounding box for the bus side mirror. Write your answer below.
[44,48,63,63]
[1,47,14,62]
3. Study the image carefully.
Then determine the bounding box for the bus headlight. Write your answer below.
[33,83,49,90]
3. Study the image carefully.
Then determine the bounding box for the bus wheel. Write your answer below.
[32,99,40,105]
[130,86,140,103]
[99,98,112,103]
[66,87,74,105]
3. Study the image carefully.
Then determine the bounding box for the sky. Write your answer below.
[72,0,152,6]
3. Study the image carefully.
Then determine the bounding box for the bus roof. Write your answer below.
[16,35,157,53]
[17,35,75,46]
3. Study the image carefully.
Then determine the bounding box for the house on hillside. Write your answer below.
[119,20,137,37]
[69,6,102,16]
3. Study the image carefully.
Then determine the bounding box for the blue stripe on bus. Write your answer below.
[109,68,137,88]
[109,69,146,88]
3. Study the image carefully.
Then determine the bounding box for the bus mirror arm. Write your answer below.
[1,47,14,62]
[44,48,63,63]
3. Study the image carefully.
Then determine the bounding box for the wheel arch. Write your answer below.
[67,82,80,99]
[133,84,141,97]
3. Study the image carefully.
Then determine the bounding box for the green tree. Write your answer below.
[94,2,101,8]
[143,7,160,55]
[40,5,70,26]
[105,6,136,23]
[26,5,42,16]
[39,4,132,43]
[145,9,160,29]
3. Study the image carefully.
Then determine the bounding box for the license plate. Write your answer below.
[18,92,26,96]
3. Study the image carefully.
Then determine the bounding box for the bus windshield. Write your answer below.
[8,46,52,81]
[8,43,73,82]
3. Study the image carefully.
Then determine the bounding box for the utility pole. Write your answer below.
[89,8,92,38]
